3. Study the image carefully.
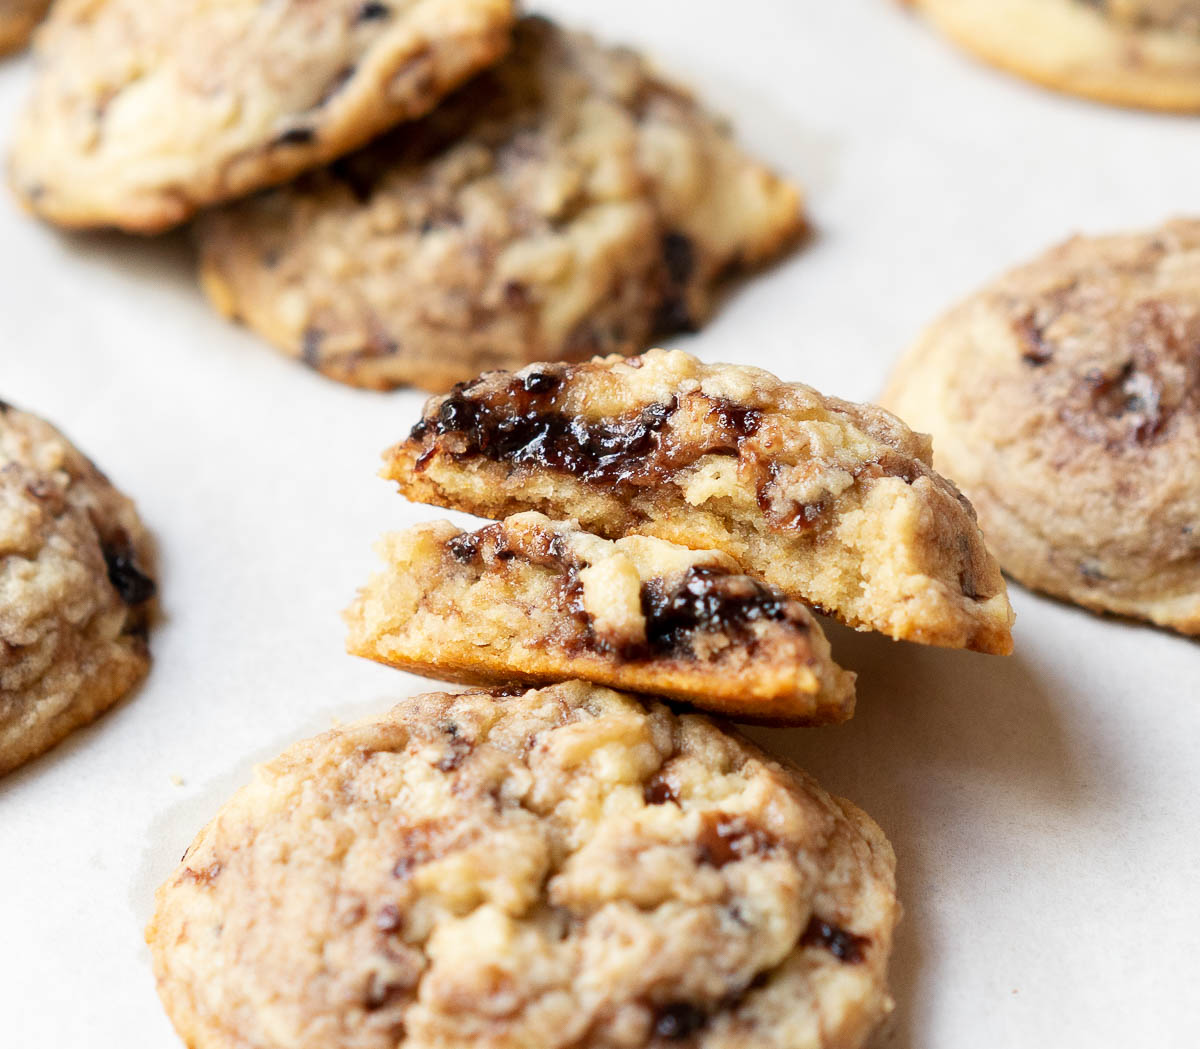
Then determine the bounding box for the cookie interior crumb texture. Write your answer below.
[147,683,899,1049]
[345,512,856,723]
[0,403,156,776]
[384,349,1015,653]
[882,219,1200,635]
[9,0,517,231]
[907,0,1200,112]
[195,16,804,392]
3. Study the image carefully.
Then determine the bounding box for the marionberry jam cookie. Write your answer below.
[147,682,899,1049]
[383,350,1014,653]
[345,513,855,723]
[905,0,1200,111]
[195,16,804,392]
[0,402,155,776]
[0,0,50,55]
[9,0,516,231]
[883,220,1200,634]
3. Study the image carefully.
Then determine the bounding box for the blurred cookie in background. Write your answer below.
[883,219,1200,634]
[195,17,804,392]
[9,0,517,230]
[0,401,156,776]
[904,0,1200,111]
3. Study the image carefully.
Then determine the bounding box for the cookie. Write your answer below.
[383,350,1014,653]
[8,0,516,232]
[345,513,855,723]
[882,220,1200,634]
[147,681,899,1049]
[0,402,155,776]
[195,16,804,392]
[905,0,1200,111]
[0,0,50,55]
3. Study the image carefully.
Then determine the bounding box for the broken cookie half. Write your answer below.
[346,513,855,724]
[385,349,1015,654]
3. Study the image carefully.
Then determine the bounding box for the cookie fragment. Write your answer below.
[0,404,156,776]
[882,219,1200,634]
[9,0,516,231]
[195,16,804,391]
[907,0,1200,112]
[345,513,855,723]
[384,350,1014,653]
[0,0,50,54]
[147,682,898,1049]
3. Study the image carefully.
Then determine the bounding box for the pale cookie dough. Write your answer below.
[0,0,51,55]
[147,682,899,1049]
[8,0,516,231]
[905,0,1200,111]
[0,402,155,776]
[195,16,804,392]
[384,350,1014,653]
[883,220,1200,635]
[345,513,855,724]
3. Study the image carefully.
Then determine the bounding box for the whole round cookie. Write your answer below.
[882,220,1200,634]
[8,0,516,231]
[195,16,803,392]
[148,682,899,1049]
[0,0,50,55]
[906,0,1200,111]
[1,402,156,776]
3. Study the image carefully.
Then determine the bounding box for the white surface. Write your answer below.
[2,1,1198,1046]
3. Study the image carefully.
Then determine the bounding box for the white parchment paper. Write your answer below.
[2,2,1198,1045]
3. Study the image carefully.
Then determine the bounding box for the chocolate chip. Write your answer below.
[801,917,869,963]
[643,773,679,806]
[274,127,316,147]
[695,813,773,868]
[355,1,391,21]
[376,903,403,933]
[102,541,156,606]
[655,295,696,335]
[522,371,560,395]
[365,973,405,1010]
[661,232,696,285]
[504,281,532,308]
[301,327,324,366]
[654,1003,707,1040]
[1015,313,1054,366]
[0,398,10,412]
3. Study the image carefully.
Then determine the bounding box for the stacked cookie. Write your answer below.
[7,8,803,391]
[146,348,1016,1049]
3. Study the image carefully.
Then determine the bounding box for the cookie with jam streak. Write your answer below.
[345,512,855,723]
[384,349,1014,654]
[147,682,899,1049]
[195,17,803,392]
[883,219,1200,634]
[905,0,1200,111]
[0,402,156,775]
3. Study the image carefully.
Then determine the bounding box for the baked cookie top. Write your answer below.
[345,513,855,723]
[0,402,155,776]
[883,220,1200,634]
[9,0,516,231]
[907,0,1200,111]
[195,16,803,392]
[384,349,1014,653]
[0,0,51,55]
[147,682,898,1049]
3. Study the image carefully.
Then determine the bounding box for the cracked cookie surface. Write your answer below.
[195,16,803,391]
[9,0,515,231]
[345,513,855,723]
[384,349,1013,653]
[0,0,50,54]
[906,0,1200,111]
[883,220,1200,634]
[0,403,155,776]
[147,682,898,1049]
